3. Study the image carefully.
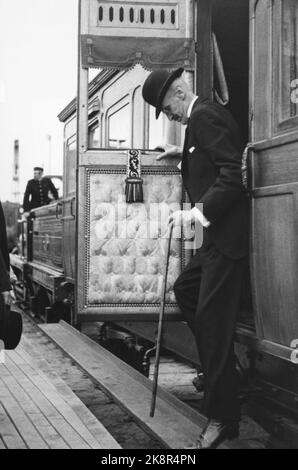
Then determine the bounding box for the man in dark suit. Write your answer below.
[0,201,22,351]
[23,167,58,215]
[0,201,12,306]
[142,68,249,449]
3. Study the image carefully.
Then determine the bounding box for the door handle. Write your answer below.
[70,197,76,219]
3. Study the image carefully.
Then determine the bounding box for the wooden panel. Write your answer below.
[32,204,63,270]
[272,0,298,135]
[251,0,273,141]
[235,325,298,363]
[252,139,298,187]
[85,0,193,39]
[250,0,298,351]
[28,262,63,295]
[62,196,76,281]
[251,185,298,345]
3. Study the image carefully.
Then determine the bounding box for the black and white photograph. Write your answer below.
[0,0,298,453]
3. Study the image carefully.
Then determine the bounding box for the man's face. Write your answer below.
[161,87,188,125]
[34,170,43,180]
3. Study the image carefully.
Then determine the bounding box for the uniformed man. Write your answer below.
[23,167,58,216]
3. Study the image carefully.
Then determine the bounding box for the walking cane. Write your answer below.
[150,221,174,418]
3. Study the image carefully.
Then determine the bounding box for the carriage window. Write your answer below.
[132,86,144,149]
[148,105,164,150]
[281,0,298,121]
[88,120,100,148]
[107,101,130,149]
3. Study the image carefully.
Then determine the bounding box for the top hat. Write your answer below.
[0,303,23,350]
[142,68,184,119]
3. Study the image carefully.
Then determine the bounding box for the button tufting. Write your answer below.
[88,173,182,304]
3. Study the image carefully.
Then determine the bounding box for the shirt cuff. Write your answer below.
[191,207,211,228]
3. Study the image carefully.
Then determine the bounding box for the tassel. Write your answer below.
[125,177,144,203]
[125,150,144,203]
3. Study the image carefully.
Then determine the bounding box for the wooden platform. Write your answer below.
[0,344,121,449]
[40,321,254,449]
[148,355,270,449]
[149,355,199,402]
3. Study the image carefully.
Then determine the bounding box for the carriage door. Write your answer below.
[250,0,298,347]
[75,0,197,323]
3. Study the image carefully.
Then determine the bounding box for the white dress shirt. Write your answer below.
[187,96,199,119]
[185,96,211,228]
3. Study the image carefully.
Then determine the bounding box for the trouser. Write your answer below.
[174,241,247,422]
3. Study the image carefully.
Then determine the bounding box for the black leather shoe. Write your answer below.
[195,419,239,449]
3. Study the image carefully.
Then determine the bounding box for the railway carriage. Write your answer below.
[10,0,298,438]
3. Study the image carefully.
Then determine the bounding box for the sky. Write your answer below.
[0,0,79,202]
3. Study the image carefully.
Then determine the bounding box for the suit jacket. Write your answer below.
[0,202,11,293]
[23,177,59,212]
[181,99,249,260]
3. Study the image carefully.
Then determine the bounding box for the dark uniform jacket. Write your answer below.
[0,202,11,293]
[181,99,249,260]
[23,177,58,212]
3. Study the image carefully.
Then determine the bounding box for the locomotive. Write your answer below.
[10,0,298,441]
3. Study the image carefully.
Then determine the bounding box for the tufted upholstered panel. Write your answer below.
[88,172,183,306]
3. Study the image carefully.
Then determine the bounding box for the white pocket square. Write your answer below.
[188,146,195,154]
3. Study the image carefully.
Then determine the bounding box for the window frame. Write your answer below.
[88,117,101,149]
[65,134,77,196]
[105,95,131,149]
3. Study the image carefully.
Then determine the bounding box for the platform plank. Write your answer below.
[0,438,6,449]
[18,340,121,450]
[0,341,121,450]
[0,402,27,449]
[40,322,251,449]
[5,349,120,450]
[0,378,49,449]
[0,372,69,449]
[2,355,89,449]
[9,353,100,449]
